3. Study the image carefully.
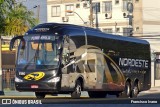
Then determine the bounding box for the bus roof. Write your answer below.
[28,23,149,45]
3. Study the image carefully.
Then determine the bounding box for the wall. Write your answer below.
[47,0,129,35]
[142,0,160,36]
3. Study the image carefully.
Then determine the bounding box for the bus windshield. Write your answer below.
[17,36,59,70]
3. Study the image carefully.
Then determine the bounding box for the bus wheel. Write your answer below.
[35,92,46,99]
[132,84,139,98]
[116,92,122,98]
[88,91,96,98]
[71,80,82,99]
[88,91,107,98]
[125,82,131,98]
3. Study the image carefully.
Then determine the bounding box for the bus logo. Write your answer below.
[24,72,45,81]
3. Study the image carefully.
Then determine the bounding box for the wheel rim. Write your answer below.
[125,83,131,97]
[126,85,130,96]
[76,85,81,95]
[133,86,138,95]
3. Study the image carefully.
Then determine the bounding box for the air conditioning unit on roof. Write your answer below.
[105,13,112,19]
[62,17,69,22]
[123,12,129,18]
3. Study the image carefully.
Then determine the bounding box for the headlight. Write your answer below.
[52,70,57,76]
[15,77,23,82]
[48,77,60,83]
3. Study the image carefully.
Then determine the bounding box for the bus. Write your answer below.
[10,23,151,98]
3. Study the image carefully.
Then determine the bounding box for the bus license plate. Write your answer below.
[31,85,38,88]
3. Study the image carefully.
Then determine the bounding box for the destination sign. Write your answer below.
[29,36,55,41]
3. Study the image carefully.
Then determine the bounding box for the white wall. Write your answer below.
[142,0,160,21]
[142,0,160,36]
[143,25,160,36]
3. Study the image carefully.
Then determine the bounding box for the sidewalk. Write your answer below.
[0,90,89,98]
[140,86,160,93]
[138,86,160,98]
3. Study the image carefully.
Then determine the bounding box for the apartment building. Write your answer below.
[47,1,160,33]
[46,0,160,87]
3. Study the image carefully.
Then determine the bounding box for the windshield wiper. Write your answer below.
[23,35,42,70]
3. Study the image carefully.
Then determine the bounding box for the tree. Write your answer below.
[0,0,38,95]
[0,0,6,35]
[4,1,38,36]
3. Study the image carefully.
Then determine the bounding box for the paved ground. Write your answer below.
[0,86,160,98]
[138,86,160,98]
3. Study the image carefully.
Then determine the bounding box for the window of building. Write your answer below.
[66,4,74,16]
[83,3,87,8]
[136,27,140,31]
[116,28,120,32]
[76,4,80,8]
[155,57,160,79]
[103,28,113,34]
[115,0,119,4]
[123,28,133,36]
[51,6,60,17]
[122,0,128,11]
[103,1,112,13]
[93,2,100,13]
[135,0,139,3]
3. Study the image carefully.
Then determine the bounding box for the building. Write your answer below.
[47,0,160,87]
[1,36,16,91]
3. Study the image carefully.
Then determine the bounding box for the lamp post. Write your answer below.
[66,10,87,26]
[33,5,40,21]
[89,0,93,27]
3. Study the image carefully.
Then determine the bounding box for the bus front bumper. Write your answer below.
[15,81,61,92]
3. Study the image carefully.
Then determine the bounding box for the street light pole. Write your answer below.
[0,35,4,95]
[89,0,93,27]
[37,5,40,21]
[66,10,87,26]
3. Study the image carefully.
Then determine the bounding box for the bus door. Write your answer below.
[75,47,106,90]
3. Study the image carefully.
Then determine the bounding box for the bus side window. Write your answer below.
[20,40,25,55]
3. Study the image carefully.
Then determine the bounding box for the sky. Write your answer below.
[21,0,47,24]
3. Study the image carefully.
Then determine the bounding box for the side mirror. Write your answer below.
[10,36,24,51]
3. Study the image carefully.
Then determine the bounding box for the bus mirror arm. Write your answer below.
[10,36,24,51]
[64,35,69,43]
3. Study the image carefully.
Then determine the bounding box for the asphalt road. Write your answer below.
[1,89,160,105]
[0,96,160,104]
[41,97,159,104]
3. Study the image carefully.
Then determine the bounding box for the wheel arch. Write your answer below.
[133,78,140,90]
[75,75,85,90]
[126,78,132,85]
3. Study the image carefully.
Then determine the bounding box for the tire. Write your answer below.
[35,92,46,99]
[88,91,107,98]
[132,84,139,98]
[116,92,122,98]
[124,82,131,98]
[71,80,82,99]
[88,91,96,98]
